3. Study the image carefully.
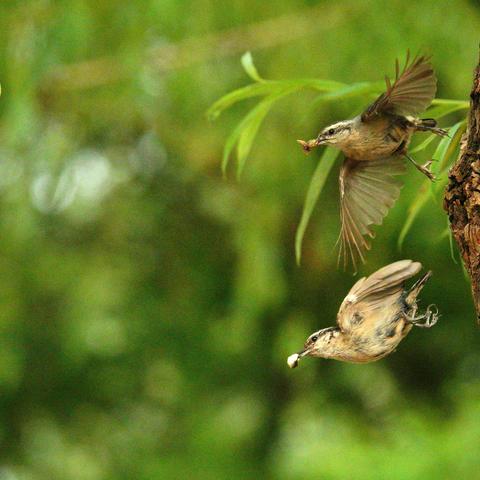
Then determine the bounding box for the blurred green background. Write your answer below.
[0,1,480,479]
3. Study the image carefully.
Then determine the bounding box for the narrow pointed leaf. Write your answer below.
[207,82,281,120]
[410,133,438,154]
[236,85,309,177]
[241,52,264,83]
[236,99,275,178]
[430,99,469,108]
[431,121,465,193]
[398,181,433,250]
[426,102,468,120]
[432,122,462,166]
[222,120,245,176]
[208,78,346,121]
[437,121,465,170]
[295,147,341,264]
[286,78,346,92]
[431,134,453,178]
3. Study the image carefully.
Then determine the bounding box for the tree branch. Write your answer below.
[444,49,480,323]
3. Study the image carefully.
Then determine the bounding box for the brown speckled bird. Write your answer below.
[298,52,447,271]
[287,260,438,368]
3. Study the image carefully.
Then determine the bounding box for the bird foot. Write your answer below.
[418,161,436,181]
[407,304,439,328]
[405,154,437,181]
[432,127,449,138]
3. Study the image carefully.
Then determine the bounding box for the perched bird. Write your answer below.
[287,260,438,368]
[297,52,447,270]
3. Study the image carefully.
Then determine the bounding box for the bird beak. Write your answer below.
[287,348,310,369]
[315,134,327,145]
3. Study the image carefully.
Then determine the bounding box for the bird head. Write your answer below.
[315,120,353,147]
[287,327,340,368]
[297,120,354,153]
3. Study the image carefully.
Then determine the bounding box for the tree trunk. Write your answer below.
[444,51,480,323]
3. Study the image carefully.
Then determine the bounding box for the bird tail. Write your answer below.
[347,260,422,302]
[406,270,432,304]
[415,118,448,137]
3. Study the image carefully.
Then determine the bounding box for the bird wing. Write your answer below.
[336,260,422,331]
[338,156,405,271]
[361,52,437,122]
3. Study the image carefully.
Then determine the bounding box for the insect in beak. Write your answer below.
[296,138,321,154]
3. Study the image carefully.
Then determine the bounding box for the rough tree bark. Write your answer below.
[444,50,480,323]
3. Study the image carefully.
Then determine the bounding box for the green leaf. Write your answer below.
[295,78,347,92]
[438,222,458,263]
[223,85,303,177]
[241,52,264,83]
[222,119,245,176]
[431,121,465,193]
[235,98,275,178]
[439,226,450,240]
[295,147,341,265]
[439,122,465,168]
[410,133,438,154]
[426,102,468,120]
[310,82,382,110]
[433,121,462,158]
[430,98,469,108]
[207,82,281,120]
[397,181,432,250]
[208,78,347,121]
[431,134,453,177]
[461,261,470,283]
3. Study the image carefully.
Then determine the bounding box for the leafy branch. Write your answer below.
[209,52,469,264]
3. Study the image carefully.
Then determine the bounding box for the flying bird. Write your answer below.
[298,52,447,270]
[287,260,438,368]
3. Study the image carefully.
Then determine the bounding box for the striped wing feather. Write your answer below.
[338,157,406,271]
[362,51,437,121]
[337,260,422,331]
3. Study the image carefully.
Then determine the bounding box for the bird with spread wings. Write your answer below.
[298,52,447,272]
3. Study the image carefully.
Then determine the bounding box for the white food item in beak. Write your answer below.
[287,353,300,369]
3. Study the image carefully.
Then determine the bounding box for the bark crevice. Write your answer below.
[444,50,480,322]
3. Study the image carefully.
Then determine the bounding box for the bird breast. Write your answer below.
[340,116,412,161]
[349,308,412,361]
[329,303,414,363]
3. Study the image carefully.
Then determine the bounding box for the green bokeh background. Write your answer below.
[0,1,479,479]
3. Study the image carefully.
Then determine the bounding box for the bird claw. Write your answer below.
[408,304,439,328]
[405,154,437,181]
[433,127,449,137]
[420,161,436,181]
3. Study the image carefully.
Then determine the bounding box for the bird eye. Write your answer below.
[328,128,335,135]
[311,335,318,342]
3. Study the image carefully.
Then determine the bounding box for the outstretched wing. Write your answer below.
[337,260,422,331]
[338,157,406,271]
[362,52,437,122]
